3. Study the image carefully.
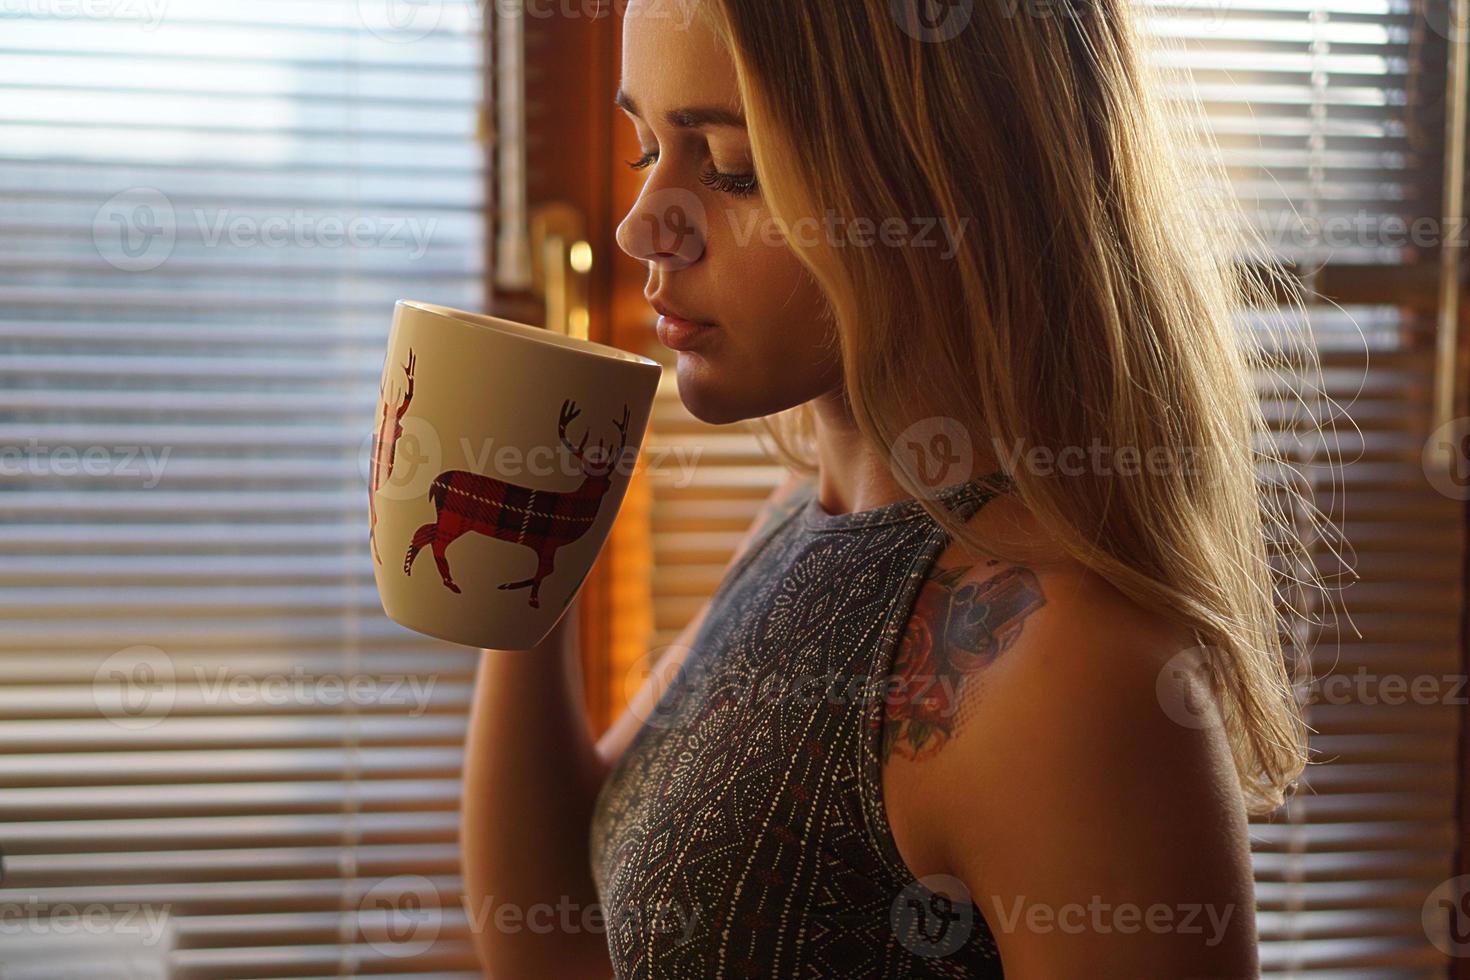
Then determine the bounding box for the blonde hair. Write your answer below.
[697,0,1340,815]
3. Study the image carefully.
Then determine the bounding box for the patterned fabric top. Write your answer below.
[589,472,1012,978]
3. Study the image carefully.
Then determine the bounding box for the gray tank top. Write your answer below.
[589,471,1012,978]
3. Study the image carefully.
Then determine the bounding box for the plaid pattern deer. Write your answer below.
[368,348,415,565]
[403,399,630,608]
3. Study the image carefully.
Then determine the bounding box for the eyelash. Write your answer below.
[625,150,759,199]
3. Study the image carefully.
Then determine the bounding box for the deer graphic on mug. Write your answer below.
[403,399,630,608]
[368,348,416,565]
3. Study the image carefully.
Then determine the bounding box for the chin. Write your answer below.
[673,358,766,426]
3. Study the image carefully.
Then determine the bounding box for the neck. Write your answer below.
[809,386,909,516]
[809,385,998,517]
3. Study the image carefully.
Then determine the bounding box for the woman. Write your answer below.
[461,0,1326,976]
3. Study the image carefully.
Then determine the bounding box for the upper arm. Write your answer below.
[593,469,813,772]
[887,562,1257,978]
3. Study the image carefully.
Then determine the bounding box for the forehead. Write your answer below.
[619,0,742,121]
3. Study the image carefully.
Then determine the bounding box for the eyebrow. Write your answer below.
[613,88,746,130]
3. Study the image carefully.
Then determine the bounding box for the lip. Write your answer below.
[648,295,716,326]
[655,314,716,351]
[648,295,717,351]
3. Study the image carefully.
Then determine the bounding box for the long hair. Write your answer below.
[695,0,1341,816]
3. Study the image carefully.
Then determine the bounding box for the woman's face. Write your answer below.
[614,0,840,425]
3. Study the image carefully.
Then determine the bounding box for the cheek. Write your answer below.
[706,207,831,333]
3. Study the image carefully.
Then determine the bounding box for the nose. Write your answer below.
[615,182,706,272]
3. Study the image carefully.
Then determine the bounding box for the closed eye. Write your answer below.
[625,149,759,199]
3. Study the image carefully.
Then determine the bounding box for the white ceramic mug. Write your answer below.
[367,300,662,650]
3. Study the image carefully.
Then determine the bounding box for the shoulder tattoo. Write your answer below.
[880,563,1046,763]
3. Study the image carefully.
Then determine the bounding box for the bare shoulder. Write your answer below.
[881,494,1256,974]
[881,493,1194,766]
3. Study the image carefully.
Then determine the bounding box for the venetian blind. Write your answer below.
[0,0,490,975]
[1147,0,1464,974]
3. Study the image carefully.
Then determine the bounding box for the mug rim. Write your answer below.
[397,299,661,370]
